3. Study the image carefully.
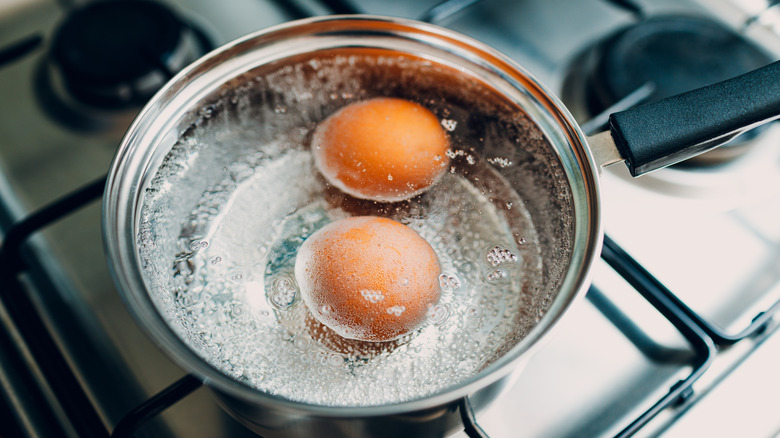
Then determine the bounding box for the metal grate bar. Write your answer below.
[0,177,109,437]
[459,396,489,438]
[600,237,778,346]
[111,375,203,438]
[0,34,43,68]
[0,287,66,437]
[601,235,715,437]
[0,176,106,274]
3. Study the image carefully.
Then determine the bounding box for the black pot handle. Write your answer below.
[607,59,780,176]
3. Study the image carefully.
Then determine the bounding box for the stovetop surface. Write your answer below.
[1,0,780,437]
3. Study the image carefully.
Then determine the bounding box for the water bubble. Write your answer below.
[398,278,410,287]
[486,157,513,168]
[269,277,297,309]
[457,358,479,373]
[466,155,476,165]
[438,273,461,290]
[465,305,482,321]
[485,245,518,267]
[211,256,223,265]
[387,306,406,316]
[274,105,287,114]
[230,304,244,318]
[189,240,209,251]
[327,354,343,368]
[456,261,478,275]
[485,269,509,284]
[445,149,465,159]
[383,367,399,381]
[293,337,310,350]
[426,304,449,325]
[360,289,385,303]
[307,59,321,69]
[441,119,457,132]
[228,271,244,283]
[177,289,200,307]
[320,304,333,315]
[387,174,393,181]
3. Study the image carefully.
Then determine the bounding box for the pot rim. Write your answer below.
[102,14,603,418]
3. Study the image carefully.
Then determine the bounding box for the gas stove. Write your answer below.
[1,0,780,437]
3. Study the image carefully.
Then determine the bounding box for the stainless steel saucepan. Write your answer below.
[103,15,780,438]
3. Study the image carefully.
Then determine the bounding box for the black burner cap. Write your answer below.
[587,15,773,116]
[51,0,190,108]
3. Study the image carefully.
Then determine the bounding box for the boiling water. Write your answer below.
[139,52,549,407]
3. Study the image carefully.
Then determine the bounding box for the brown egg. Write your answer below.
[311,97,450,202]
[294,216,441,342]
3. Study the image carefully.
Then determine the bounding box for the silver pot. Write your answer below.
[102,15,778,438]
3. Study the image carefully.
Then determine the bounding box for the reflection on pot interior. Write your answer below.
[137,50,571,406]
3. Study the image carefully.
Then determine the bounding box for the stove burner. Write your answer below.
[36,0,213,130]
[588,15,772,117]
[563,15,773,166]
